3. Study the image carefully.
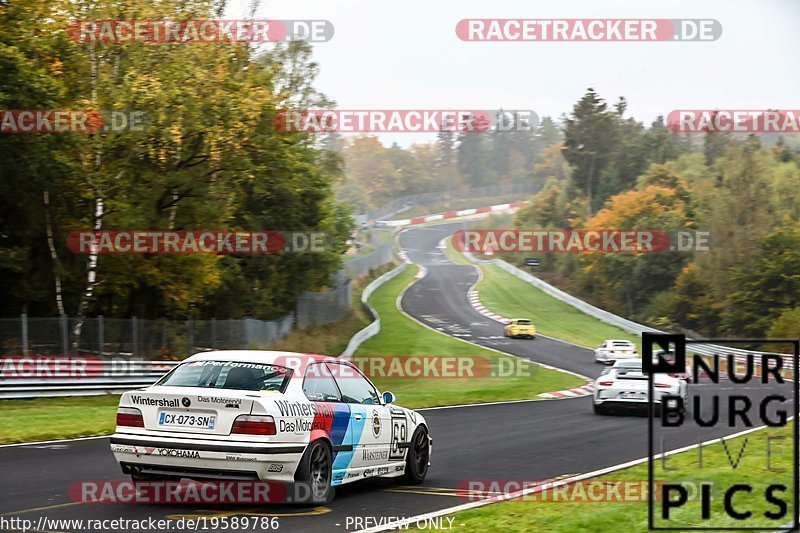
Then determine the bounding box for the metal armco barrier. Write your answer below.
[464,252,795,371]
[0,359,179,399]
[340,262,409,358]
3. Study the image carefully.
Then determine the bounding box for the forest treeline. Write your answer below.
[508,89,800,339]
[0,1,350,320]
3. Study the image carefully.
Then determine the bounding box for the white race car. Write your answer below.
[110,350,431,503]
[594,339,638,364]
[592,359,688,415]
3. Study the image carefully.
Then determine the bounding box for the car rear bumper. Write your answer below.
[594,388,675,406]
[110,434,305,483]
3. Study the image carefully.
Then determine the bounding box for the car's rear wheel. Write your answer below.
[400,426,430,484]
[593,402,607,415]
[295,440,333,504]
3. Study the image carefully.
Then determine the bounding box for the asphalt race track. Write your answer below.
[0,221,794,533]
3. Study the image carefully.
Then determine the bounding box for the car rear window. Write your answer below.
[613,341,633,347]
[516,320,532,325]
[156,360,290,392]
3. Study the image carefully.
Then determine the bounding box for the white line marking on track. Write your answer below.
[0,435,110,448]
[354,420,791,532]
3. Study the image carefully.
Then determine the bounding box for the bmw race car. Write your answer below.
[593,359,687,415]
[110,350,431,503]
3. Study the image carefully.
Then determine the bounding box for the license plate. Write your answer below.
[158,411,216,429]
[620,392,644,399]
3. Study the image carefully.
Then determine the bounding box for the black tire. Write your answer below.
[593,403,607,415]
[294,440,334,504]
[400,426,430,484]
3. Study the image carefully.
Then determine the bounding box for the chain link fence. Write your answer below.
[2,223,399,363]
[342,244,393,278]
[295,277,352,330]
[0,258,381,360]
[0,313,297,360]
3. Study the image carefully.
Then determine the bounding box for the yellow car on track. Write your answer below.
[503,319,536,339]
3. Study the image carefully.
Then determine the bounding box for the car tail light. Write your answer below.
[231,415,277,435]
[654,382,672,388]
[116,407,144,427]
[598,380,614,386]
[633,349,638,354]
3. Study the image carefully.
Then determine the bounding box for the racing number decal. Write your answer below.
[389,415,407,460]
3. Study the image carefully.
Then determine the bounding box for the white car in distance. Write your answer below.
[593,359,688,415]
[594,339,638,364]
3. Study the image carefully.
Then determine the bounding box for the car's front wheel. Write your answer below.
[295,440,333,504]
[400,426,430,484]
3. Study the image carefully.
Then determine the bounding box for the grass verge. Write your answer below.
[0,395,120,444]
[353,265,583,409]
[446,238,640,350]
[433,423,793,531]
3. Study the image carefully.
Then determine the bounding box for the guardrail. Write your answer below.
[340,262,409,358]
[367,183,539,221]
[0,360,179,399]
[463,252,795,370]
[1,259,408,398]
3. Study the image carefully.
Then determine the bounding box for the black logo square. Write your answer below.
[642,332,685,374]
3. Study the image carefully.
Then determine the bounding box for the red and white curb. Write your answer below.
[468,289,509,324]
[377,200,529,227]
[467,289,596,399]
[538,383,595,399]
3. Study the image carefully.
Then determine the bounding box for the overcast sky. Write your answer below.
[228,0,799,146]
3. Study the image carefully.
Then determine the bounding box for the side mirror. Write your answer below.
[382,391,396,405]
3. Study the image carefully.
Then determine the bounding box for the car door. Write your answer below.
[329,362,391,474]
[301,362,352,484]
